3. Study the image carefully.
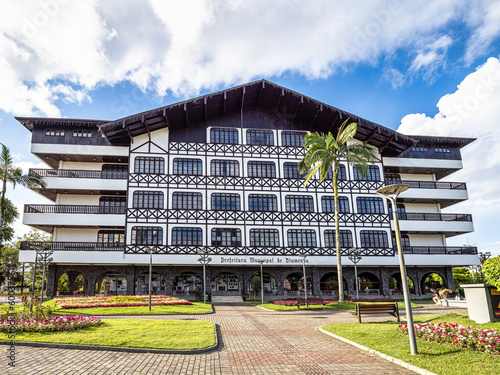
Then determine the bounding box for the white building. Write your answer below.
[17,80,478,299]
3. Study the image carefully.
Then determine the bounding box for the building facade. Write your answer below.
[18,80,479,299]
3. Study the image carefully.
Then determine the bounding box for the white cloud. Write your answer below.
[409,35,453,78]
[398,57,500,252]
[0,0,490,116]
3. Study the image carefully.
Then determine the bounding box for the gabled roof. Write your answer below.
[15,117,108,132]
[99,79,417,156]
[410,135,476,148]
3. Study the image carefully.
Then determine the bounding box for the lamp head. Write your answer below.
[376,184,409,199]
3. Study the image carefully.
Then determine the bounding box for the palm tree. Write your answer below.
[298,120,378,302]
[0,143,46,247]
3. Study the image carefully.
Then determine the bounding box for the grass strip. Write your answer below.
[321,312,500,375]
[45,301,212,315]
[252,301,418,311]
[1,319,215,350]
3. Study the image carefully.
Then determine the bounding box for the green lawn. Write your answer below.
[45,301,213,315]
[1,319,215,350]
[321,312,500,375]
[252,301,419,311]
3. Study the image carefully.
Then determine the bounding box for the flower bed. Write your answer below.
[399,322,500,354]
[1,315,101,333]
[269,297,397,306]
[53,295,192,309]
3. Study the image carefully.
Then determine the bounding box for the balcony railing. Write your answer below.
[395,212,472,222]
[20,241,125,251]
[24,205,126,214]
[402,246,477,255]
[29,168,128,180]
[19,242,478,256]
[385,180,466,190]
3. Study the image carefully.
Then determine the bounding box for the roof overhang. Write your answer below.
[15,117,108,132]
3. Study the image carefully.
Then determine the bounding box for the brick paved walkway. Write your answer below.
[1,302,459,374]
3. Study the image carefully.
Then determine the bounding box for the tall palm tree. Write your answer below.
[0,143,46,247]
[298,120,378,302]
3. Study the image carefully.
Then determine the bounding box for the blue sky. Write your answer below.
[1,1,499,255]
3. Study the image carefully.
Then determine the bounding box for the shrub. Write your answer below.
[483,256,500,290]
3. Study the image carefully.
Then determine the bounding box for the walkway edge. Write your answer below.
[318,327,437,375]
[0,323,220,355]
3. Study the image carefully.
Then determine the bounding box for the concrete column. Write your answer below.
[445,267,455,291]
[46,264,57,297]
[311,266,320,295]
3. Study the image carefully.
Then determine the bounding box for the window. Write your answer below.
[285,195,314,212]
[134,157,165,174]
[282,131,307,147]
[173,158,202,175]
[102,164,128,178]
[210,160,239,177]
[283,162,304,179]
[131,226,163,245]
[321,196,350,213]
[360,230,389,247]
[326,165,347,181]
[287,229,317,247]
[99,196,126,213]
[324,230,353,247]
[356,197,385,213]
[393,233,410,247]
[45,129,64,136]
[249,229,280,247]
[210,128,238,144]
[248,194,278,211]
[247,161,276,178]
[171,227,202,245]
[385,173,401,183]
[211,193,240,211]
[411,146,428,152]
[72,130,92,138]
[97,230,124,244]
[435,146,451,153]
[172,192,202,210]
[133,191,164,208]
[211,228,241,246]
[246,129,274,146]
[388,203,406,219]
[353,165,380,181]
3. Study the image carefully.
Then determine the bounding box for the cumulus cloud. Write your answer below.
[0,0,486,117]
[409,35,453,81]
[398,57,500,250]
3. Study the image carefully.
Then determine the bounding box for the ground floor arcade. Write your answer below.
[45,264,455,299]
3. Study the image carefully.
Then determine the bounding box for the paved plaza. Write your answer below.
[1,302,460,374]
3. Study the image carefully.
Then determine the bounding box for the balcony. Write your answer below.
[383,157,463,179]
[385,180,468,208]
[402,246,477,255]
[20,241,125,251]
[23,204,126,228]
[395,212,473,236]
[29,169,128,201]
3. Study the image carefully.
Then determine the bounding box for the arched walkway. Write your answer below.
[358,272,381,296]
[420,272,445,294]
[284,272,311,295]
[211,272,240,292]
[247,272,277,295]
[95,271,127,295]
[57,271,87,296]
[135,272,161,295]
[388,273,415,294]
[319,272,347,296]
[173,272,202,296]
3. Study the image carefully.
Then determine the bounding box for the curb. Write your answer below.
[318,327,437,375]
[53,303,215,317]
[0,323,220,355]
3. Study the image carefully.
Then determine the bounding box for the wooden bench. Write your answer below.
[351,302,400,323]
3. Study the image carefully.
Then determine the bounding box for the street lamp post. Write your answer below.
[38,250,53,304]
[197,251,212,304]
[257,260,265,304]
[145,248,156,311]
[298,255,308,307]
[376,184,418,355]
[348,248,362,300]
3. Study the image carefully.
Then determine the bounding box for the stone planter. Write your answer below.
[461,284,500,323]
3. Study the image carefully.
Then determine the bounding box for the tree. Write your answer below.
[250,275,262,301]
[483,256,500,290]
[0,143,46,247]
[0,197,19,243]
[16,230,52,293]
[452,267,474,292]
[299,120,378,302]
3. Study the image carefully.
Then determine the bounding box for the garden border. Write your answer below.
[0,323,221,354]
[52,303,215,316]
[319,326,437,375]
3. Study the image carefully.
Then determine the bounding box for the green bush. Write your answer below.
[483,256,500,290]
